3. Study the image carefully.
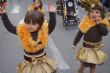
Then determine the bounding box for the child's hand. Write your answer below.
[0,7,6,14]
[0,2,7,14]
[72,45,76,49]
[93,15,101,24]
[48,3,56,12]
[0,6,6,14]
[95,17,101,24]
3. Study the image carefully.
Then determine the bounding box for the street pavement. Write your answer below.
[0,0,110,73]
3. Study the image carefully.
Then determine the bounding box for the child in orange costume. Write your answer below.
[72,4,109,73]
[28,0,45,14]
[0,2,57,73]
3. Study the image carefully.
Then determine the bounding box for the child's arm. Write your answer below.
[96,23,108,36]
[0,5,17,35]
[95,16,109,36]
[48,3,56,34]
[73,30,83,46]
[48,12,56,34]
[1,13,17,34]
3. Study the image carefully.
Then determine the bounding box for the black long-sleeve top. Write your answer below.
[1,12,56,35]
[73,24,108,46]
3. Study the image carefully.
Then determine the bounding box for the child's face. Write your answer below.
[33,2,40,8]
[89,9,101,21]
[25,23,39,32]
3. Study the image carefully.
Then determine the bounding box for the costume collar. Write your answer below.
[79,16,109,33]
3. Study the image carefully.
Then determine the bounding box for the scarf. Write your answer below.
[16,21,48,53]
[79,16,109,33]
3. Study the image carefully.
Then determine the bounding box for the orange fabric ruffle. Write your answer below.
[16,21,48,53]
[79,16,109,33]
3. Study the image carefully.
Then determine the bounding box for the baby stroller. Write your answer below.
[62,0,80,29]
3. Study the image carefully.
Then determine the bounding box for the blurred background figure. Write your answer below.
[101,0,110,11]
[28,0,45,14]
[101,0,110,25]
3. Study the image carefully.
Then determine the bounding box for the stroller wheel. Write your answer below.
[63,20,68,30]
[63,21,66,26]
[64,23,68,30]
[73,21,78,27]
[57,11,61,15]
[73,19,80,28]
[65,26,68,30]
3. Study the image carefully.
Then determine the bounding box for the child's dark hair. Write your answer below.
[89,4,105,18]
[24,10,44,26]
